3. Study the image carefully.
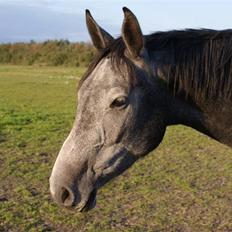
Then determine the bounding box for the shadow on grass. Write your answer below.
[0,125,6,143]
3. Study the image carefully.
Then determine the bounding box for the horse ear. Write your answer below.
[86,9,114,50]
[122,7,144,58]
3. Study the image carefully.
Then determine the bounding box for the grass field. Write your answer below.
[0,65,232,232]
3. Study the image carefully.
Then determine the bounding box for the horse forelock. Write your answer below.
[78,38,137,92]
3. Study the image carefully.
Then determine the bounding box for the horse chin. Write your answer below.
[76,188,97,212]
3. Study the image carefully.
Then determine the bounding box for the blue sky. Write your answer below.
[0,0,232,43]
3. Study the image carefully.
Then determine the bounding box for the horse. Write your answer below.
[50,7,232,212]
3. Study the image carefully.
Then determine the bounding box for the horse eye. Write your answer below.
[110,96,128,108]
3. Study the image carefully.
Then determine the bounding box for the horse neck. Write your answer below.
[164,91,212,136]
[147,32,232,145]
[150,62,214,138]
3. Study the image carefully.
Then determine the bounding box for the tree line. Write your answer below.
[0,40,96,67]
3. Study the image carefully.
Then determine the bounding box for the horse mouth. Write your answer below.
[76,188,97,212]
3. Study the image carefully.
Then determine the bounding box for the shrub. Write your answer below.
[0,40,96,67]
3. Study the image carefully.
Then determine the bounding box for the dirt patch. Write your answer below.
[0,195,8,202]
[39,152,50,163]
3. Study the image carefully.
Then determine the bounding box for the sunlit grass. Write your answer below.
[0,65,231,231]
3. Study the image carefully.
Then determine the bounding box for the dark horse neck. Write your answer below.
[165,91,232,148]
[147,29,232,147]
[165,93,210,134]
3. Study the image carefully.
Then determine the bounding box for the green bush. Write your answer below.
[0,40,96,67]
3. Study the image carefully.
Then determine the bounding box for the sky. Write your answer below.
[0,0,232,43]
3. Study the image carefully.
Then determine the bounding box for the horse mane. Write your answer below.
[147,29,232,100]
[79,29,232,100]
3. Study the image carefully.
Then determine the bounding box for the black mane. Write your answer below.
[79,29,232,100]
[147,29,232,100]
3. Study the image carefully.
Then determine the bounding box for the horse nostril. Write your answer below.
[61,187,75,207]
[61,188,69,202]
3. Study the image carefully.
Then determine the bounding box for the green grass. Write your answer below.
[0,65,232,232]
